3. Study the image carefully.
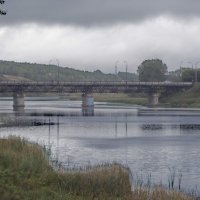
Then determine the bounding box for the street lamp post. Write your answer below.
[49,59,53,82]
[115,61,118,76]
[179,60,185,81]
[187,61,195,82]
[49,59,60,83]
[180,60,199,83]
[195,62,200,83]
[180,60,190,81]
[56,59,60,84]
[124,61,128,83]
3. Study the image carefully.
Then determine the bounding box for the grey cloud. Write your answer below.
[1,0,200,26]
[1,18,200,72]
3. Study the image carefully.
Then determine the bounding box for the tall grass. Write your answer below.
[0,136,195,200]
[131,188,194,200]
[0,136,131,199]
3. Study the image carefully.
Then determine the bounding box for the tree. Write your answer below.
[137,59,167,82]
[181,68,200,82]
[0,0,6,15]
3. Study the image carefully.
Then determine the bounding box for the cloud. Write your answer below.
[1,16,200,72]
[2,0,200,26]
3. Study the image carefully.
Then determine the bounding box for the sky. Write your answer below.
[1,0,200,73]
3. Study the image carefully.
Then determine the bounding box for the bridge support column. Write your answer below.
[148,92,159,107]
[82,93,94,116]
[13,92,25,112]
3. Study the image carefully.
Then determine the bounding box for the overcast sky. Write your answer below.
[1,0,200,72]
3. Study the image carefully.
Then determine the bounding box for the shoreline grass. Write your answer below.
[159,84,200,108]
[0,137,131,200]
[0,137,194,200]
[68,93,147,106]
[68,85,200,108]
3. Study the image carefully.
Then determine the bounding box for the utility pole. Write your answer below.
[179,60,184,81]
[124,61,128,83]
[115,61,118,76]
[49,59,60,83]
[187,61,194,82]
[195,62,200,83]
[49,59,53,82]
[56,59,60,84]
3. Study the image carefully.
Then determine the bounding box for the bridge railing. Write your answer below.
[0,80,193,87]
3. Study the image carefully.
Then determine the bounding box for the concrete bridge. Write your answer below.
[0,81,193,115]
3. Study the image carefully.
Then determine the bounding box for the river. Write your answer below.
[0,97,200,193]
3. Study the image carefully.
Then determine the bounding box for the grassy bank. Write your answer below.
[131,189,193,200]
[68,93,147,106]
[160,84,200,108]
[67,84,200,108]
[0,137,194,200]
[0,137,131,200]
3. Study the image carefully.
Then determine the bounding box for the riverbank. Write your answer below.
[0,137,194,200]
[68,93,147,106]
[68,84,200,108]
[160,84,200,108]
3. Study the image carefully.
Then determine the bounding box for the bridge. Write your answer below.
[0,81,193,115]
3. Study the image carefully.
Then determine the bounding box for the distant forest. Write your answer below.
[0,60,138,82]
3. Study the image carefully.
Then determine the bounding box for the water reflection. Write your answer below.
[1,98,200,192]
[141,124,163,130]
[56,116,60,161]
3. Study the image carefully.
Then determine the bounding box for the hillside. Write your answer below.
[0,60,138,82]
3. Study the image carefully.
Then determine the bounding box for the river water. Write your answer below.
[0,97,200,193]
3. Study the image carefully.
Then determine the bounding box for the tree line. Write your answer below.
[0,59,197,82]
[137,59,199,82]
[0,60,138,82]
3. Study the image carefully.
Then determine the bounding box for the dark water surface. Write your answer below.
[0,97,200,192]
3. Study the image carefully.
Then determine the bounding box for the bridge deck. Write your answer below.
[0,81,193,93]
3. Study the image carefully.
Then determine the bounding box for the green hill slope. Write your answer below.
[0,60,138,82]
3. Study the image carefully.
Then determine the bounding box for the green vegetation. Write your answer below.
[68,93,147,106]
[93,93,147,105]
[181,68,195,82]
[0,137,194,200]
[131,189,193,200]
[166,67,200,83]
[0,137,131,200]
[160,83,200,107]
[0,60,138,82]
[1,59,200,108]
[167,69,181,82]
[180,68,200,82]
[137,59,167,82]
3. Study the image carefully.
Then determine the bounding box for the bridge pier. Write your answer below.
[82,93,94,116]
[148,92,159,107]
[13,92,25,112]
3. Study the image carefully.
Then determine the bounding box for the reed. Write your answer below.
[131,188,194,200]
[0,136,131,199]
[0,136,195,200]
